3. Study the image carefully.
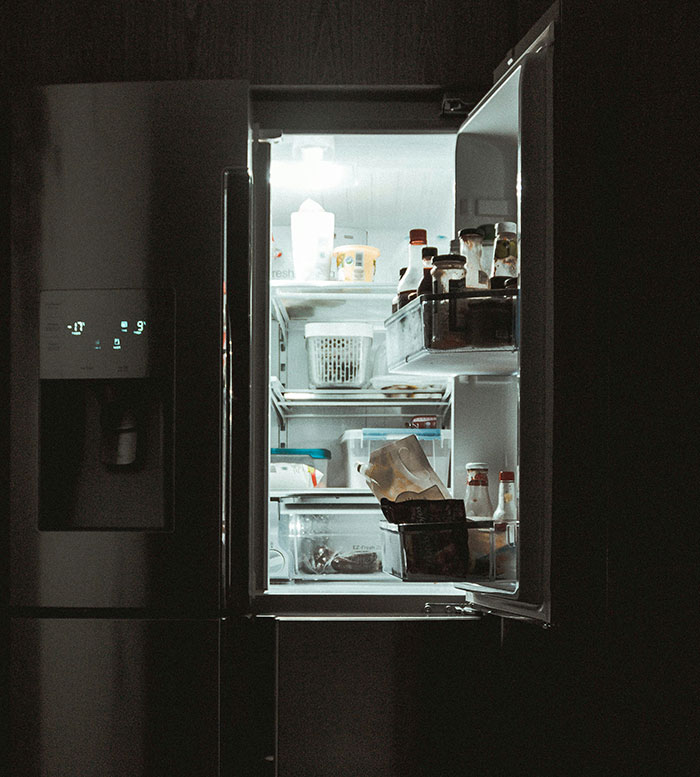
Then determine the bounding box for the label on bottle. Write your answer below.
[468,474,488,486]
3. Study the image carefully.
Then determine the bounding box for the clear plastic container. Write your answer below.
[286,508,384,578]
[339,428,452,489]
[384,290,518,375]
[380,521,470,581]
[270,448,331,488]
[304,323,374,388]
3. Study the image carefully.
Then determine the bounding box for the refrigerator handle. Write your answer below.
[223,167,253,612]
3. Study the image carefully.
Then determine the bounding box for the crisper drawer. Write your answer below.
[281,504,385,581]
[385,290,519,376]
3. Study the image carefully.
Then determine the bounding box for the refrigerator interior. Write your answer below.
[264,78,523,599]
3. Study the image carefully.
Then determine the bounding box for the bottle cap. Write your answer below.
[422,246,438,258]
[434,253,465,265]
[458,227,485,239]
[409,229,427,244]
[466,462,488,470]
[495,221,517,236]
[499,471,515,481]
[449,238,461,253]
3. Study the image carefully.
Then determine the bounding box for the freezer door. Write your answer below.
[10,81,250,608]
[10,617,220,777]
[454,41,554,622]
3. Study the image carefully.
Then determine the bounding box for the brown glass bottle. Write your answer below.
[414,246,438,299]
[391,267,407,313]
[397,229,428,308]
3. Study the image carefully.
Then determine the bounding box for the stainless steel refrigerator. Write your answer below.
[8,5,595,775]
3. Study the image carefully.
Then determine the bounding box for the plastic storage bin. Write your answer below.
[270,448,331,489]
[385,289,518,375]
[304,323,374,388]
[285,507,384,579]
[380,521,470,581]
[339,428,452,489]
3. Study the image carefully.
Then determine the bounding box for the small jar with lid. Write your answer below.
[458,227,489,288]
[430,253,466,295]
[490,222,518,288]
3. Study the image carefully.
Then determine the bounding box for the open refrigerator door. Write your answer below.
[253,22,554,624]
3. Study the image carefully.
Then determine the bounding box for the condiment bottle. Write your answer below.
[397,229,427,308]
[490,222,518,289]
[431,253,466,294]
[391,267,407,313]
[415,246,438,298]
[465,463,494,576]
[458,227,489,288]
[492,470,517,579]
[465,463,494,517]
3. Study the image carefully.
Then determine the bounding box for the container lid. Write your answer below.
[422,246,438,258]
[304,322,374,339]
[332,244,381,259]
[465,462,489,470]
[434,253,465,264]
[271,448,331,459]
[380,520,469,533]
[495,221,517,235]
[449,238,461,253]
[339,428,451,442]
[409,229,427,244]
[499,470,515,481]
[458,227,485,238]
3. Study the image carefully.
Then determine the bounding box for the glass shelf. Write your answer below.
[270,378,451,419]
[271,280,395,327]
[385,290,520,377]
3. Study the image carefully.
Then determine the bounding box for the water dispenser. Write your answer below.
[39,288,174,530]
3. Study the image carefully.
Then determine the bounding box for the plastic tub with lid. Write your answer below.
[339,428,452,489]
[270,448,331,489]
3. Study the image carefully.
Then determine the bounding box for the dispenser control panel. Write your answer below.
[40,289,173,379]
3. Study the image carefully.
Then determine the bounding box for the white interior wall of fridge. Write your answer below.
[269,133,456,282]
[266,122,522,595]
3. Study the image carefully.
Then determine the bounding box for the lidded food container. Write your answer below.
[339,428,452,489]
[304,323,374,388]
[431,253,466,294]
[332,244,381,282]
[490,221,518,288]
[270,448,331,488]
[458,227,489,288]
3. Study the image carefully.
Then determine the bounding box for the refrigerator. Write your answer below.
[7,6,570,776]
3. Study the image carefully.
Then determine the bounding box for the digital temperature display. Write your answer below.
[40,289,173,379]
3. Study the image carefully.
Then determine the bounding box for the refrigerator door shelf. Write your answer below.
[385,290,519,378]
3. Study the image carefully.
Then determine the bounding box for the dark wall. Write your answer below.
[1,0,552,89]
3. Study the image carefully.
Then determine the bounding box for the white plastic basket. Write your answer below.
[304,323,374,388]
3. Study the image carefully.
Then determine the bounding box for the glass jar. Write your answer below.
[430,253,466,294]
[458,227,489,288]
[490,221,518,288]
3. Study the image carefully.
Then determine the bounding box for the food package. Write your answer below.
[356,434,450,502]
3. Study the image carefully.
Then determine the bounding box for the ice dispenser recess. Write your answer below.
[39,289,174,530]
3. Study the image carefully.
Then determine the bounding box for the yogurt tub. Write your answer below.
[332,245,381,282]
